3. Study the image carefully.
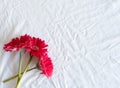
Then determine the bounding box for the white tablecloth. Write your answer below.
[0,0,120,88]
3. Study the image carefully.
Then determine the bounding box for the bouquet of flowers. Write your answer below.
[3,34,53,88]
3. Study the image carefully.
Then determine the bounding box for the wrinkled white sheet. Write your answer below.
[0,0,120,88]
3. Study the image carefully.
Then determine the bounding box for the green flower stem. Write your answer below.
[18,51,22,78]
[16,56,33,88]
[3,66,37,83]
[16,51,22,85]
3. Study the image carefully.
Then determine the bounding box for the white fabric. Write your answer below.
[0,0,120,88]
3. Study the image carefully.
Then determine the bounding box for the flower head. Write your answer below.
[25,37,48,58]
[3,34,32,51]
[39,54,53,77]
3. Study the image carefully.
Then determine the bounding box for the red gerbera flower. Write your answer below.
[3,34,32,51]
[25,37,48,58]
[39,54,53,77]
